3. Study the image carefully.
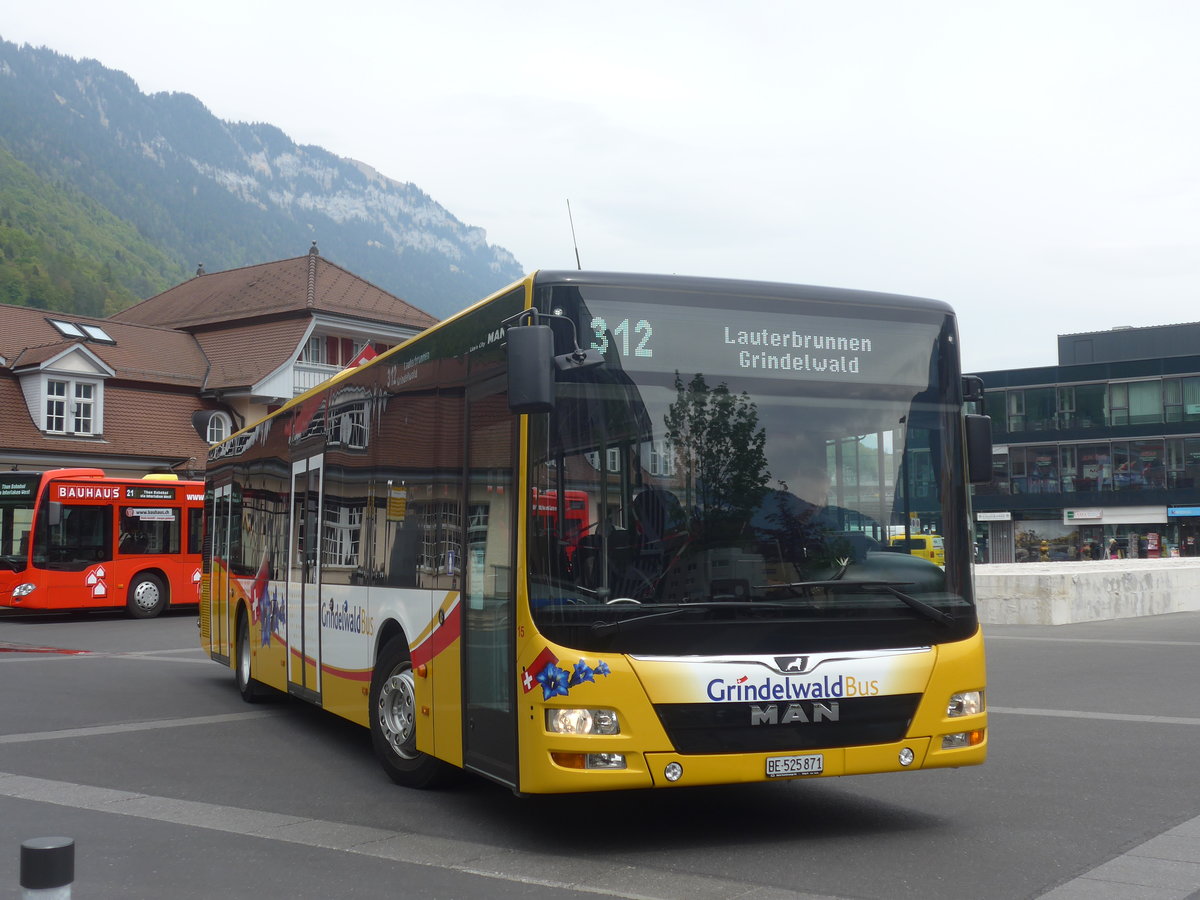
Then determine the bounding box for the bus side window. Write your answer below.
[188,507,203,555]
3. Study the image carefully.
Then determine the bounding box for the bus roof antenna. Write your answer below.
[566,199,582,270]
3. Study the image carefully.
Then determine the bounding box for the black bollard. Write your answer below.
[20,837,74,898]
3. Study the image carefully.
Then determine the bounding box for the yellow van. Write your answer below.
[888,534,945,567]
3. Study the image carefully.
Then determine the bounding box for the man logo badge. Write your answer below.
[750,702,840,725]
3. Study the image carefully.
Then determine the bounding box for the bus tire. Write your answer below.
[126,573,166,618]
[370,636,450,788]
[236,609,273,703]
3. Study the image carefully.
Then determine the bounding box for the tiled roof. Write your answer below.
[110,251,439,332]
[0,304,208,387]
[194,319,313,391]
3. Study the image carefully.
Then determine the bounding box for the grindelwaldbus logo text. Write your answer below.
[706,674,880,702]
[322,599,374,635]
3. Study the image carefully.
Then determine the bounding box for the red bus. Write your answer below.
[531,489,590,562]
[0,468,205,617]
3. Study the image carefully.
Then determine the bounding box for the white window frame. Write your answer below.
[44,376,103,436]
[206,412,233,445]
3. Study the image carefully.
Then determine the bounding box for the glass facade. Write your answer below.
[971,364,1200,562]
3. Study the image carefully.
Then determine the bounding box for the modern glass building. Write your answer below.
[968,323,1200,563]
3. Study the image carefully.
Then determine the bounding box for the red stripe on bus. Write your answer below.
[410,601,462,668]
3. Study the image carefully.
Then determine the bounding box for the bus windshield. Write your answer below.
[527,279,975,654]
[0,474,39,572]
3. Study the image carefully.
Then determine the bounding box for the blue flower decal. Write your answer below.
[569,659,594,687]
[594,660,611,678]
[537,663,572,700]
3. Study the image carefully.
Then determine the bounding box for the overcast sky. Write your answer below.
[4,1,1199,371]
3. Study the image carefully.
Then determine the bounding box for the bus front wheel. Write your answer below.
[126,573,166,618]
[369,637,450,788]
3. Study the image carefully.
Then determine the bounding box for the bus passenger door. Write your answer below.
[461,383,517,786]
[288,454,324,701]
[206,482,233,663]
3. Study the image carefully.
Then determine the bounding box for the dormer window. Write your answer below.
[16,345,113,439]
[206,411,232,444]
[45,378,99,435]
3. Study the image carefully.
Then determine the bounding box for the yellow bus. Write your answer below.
[888,534,946,567]
[200,271,992,793]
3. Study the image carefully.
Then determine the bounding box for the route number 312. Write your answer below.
[590,317,654,358]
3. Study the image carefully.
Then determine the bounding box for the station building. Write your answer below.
[0,245,435,479]
[969,322,1200,563]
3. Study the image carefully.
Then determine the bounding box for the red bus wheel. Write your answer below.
[126,573,166,618]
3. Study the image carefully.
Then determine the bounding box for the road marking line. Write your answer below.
[1036,813,1200,899]
[991,706,1200,726]
[0,771,843,900]
[986,635,1200,647]
[0,711,280,744]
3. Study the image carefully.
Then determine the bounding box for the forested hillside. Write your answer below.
[0,141,186,314]
[0,38,523,319]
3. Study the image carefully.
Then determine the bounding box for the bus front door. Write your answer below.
[461,384,517,786]
[288,454,324,701]
[206,481,233,663]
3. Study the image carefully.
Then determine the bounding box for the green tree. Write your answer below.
[664,373,771,543]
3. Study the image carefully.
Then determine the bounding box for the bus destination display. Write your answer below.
[584,301,940,387]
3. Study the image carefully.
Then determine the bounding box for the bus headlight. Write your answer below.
[546,708,620,735]
[12,583,36,598]
[947,690,983,717]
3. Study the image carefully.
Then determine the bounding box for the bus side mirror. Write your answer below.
[507,324,556,414]
[965,415,993,484]
[48,500,63,527]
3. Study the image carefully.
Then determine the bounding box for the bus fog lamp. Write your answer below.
[941,729,985,749]
[663,762,683,782]
[947,690,983,717]
[898,747,915,766]
[12,583,35,598]
[546,708,620,735]
[585,753,626,769]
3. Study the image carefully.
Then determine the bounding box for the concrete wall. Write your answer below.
[974,557,1200,625]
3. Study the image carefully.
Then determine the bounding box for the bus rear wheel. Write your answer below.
[126,573,166,618]
[236,610,273,703]
[369,636,451,788]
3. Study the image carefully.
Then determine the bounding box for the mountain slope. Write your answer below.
[0,138,186,314]
[0,38,524,318]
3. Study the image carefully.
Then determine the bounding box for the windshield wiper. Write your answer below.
[587,601,802,634]
[770,580,954,627]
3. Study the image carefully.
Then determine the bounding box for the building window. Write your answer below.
[206,412,232,445]
[329,401,368,449]
[300,335,367,368]
[321,502,361,567]
[648,440,675,476]
[46,380,66,432]
[1023,387,1056,431]
[45,378,100,436]
[1006,391,1025,432]
[1073,383,1107,428]
[1055,387,1075,429]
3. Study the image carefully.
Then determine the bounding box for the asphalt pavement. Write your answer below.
[1,607,1198,899]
